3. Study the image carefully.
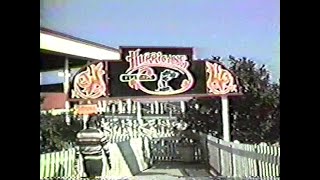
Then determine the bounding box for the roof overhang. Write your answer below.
[40,28,120,60]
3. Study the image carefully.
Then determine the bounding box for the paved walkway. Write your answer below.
[132,162,213,180]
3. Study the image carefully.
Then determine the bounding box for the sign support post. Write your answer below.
[221,95,231,142]
[63,57,71,125]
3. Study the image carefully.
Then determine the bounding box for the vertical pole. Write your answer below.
[155,101,159,114]
[97,100,102,114]
[102,100,107,113]
[126,99,132,114]
[180,101,186,113]
[221,96,231,142]
[118,100,123,114]
[132,101,136,113]
[150,103,155,114]
[63,57,71,125]
[106,102,110,113]
[83,114,89,129]
[137,101,143,123]
[160,102,164,114]
[111,104,116,114]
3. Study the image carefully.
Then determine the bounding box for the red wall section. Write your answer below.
[41,93,66,110]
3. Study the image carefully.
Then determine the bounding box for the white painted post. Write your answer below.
[150,103,155,114]
[118,100,123,114]
[132,101,136,113]
[180,101,186,113]
[106,102,110,113]
[63,57,71,125]
[111,104,116,114]
[160,102,164,114]
[221,96,231,142]
[155,101,159,114]
[126,99,132,114]
[137,102,143,123]
[97,100,102,114]
[102,100,107,113]
[83,114,89,129]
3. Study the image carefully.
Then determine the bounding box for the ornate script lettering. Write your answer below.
[125,49,189,72]
[120,49,194,95]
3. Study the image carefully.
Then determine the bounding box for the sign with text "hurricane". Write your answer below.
[118,47,196,96]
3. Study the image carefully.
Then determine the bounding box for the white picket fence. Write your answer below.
[40,134,280,179]
[202,134,280,178]
[40,137,152,179]
[40,148,76,179]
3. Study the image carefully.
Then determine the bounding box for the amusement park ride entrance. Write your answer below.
[67,47,242,178]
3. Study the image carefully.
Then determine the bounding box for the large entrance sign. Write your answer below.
[68,47,241,100]
[107,47,206,97]
[67,46,242,142]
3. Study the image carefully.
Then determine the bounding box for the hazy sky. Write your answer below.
[41,0,279,81]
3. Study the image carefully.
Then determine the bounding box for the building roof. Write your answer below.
[40,27,119,53]
[40,27,120,60]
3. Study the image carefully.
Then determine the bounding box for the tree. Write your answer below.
[40,114,82,153]
[228,56,279,144]
[181,56,280,144]
[40,97,82,153]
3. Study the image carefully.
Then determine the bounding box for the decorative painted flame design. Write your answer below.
[72,62,107,99]
[206,61,237,95]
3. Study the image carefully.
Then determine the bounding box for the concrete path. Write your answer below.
[132,162,213,180]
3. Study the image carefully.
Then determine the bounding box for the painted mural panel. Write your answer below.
[69,62,109,99]
[205,61,241,95]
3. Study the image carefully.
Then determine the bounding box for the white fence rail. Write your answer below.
[40,137,152,179]
[202,134,280,178]
[40,134,280,179]
[40,148,76,179]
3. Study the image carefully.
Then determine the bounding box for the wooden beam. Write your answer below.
[67,93,243,102]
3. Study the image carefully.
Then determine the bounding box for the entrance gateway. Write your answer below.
[67,46,242,143]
